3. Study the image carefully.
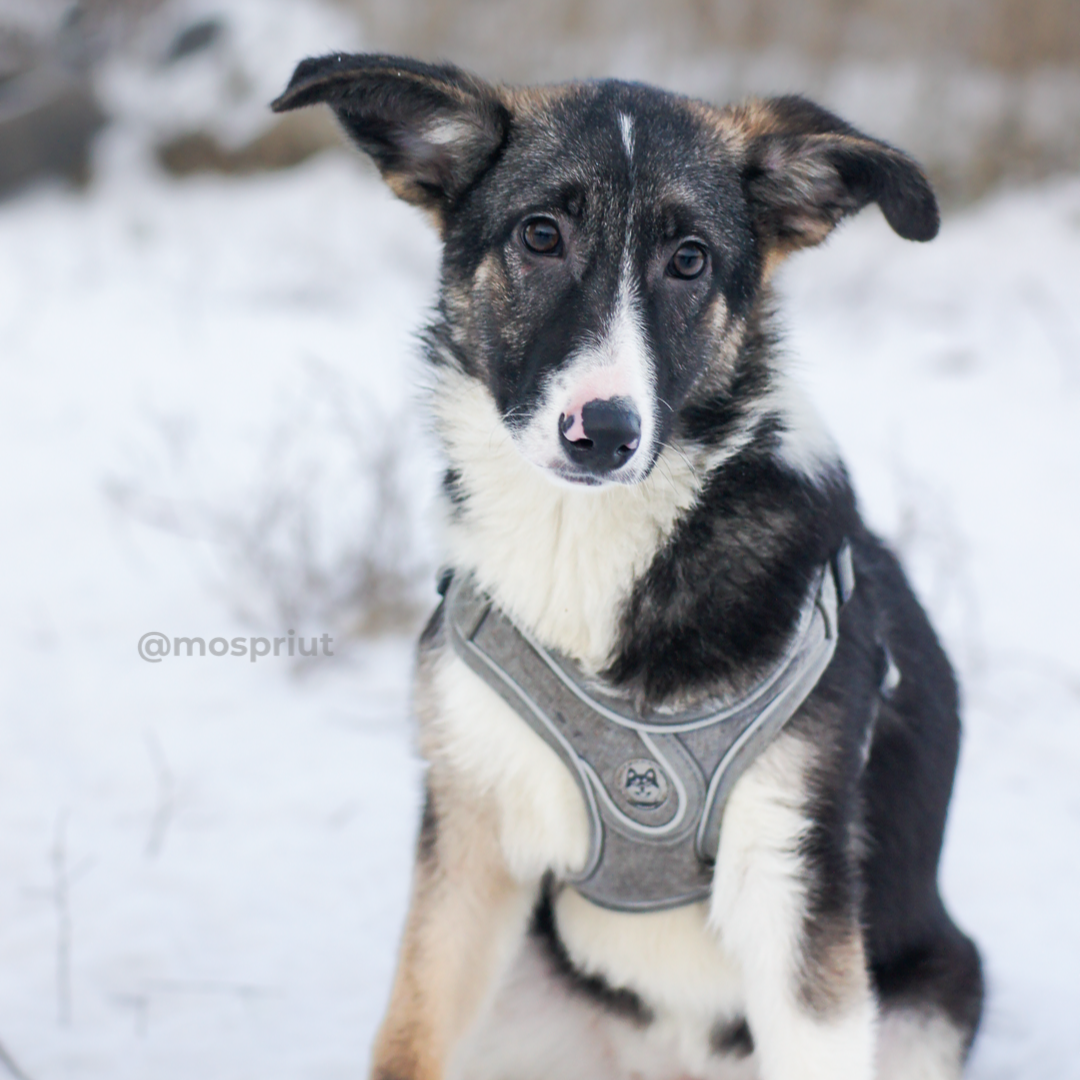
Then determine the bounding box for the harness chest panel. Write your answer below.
[444,548,850,912]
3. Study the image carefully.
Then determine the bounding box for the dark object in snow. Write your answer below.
[0,68,105,196]
[164,17,225,64]
[0,21,106,199]
[155,109,342,177]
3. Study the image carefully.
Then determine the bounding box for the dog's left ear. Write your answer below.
[734,95,939,256]
[271,53,508,214]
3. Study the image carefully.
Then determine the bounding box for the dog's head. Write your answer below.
[274,56,937,489]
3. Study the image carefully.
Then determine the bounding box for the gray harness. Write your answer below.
[445,544,854,913]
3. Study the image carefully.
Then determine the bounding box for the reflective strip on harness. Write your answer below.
[445,544,850,913]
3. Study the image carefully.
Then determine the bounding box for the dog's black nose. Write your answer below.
[559,397,641,475]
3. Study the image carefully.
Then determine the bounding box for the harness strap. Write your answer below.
[445,543,851,912]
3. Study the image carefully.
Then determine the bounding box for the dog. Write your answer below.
[272,55,984,1080]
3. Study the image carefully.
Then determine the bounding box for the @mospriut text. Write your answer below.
[138,631,335,663]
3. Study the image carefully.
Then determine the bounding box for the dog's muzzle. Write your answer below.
[558,396,641,476]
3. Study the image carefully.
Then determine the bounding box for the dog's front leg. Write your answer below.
[710,731,877,1080]
[371,781,535,1080]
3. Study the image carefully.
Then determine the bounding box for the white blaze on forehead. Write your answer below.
[618,111,635,160]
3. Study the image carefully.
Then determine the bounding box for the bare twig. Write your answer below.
[51,813,72,1028]
[144,977,274,1002]
[144,730,177,859]
[50,812,94,1029]
[0,1035,32,1080]
[112,993,150,1038]
[106,364,433,645]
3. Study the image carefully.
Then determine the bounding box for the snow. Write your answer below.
[96,0,365,150]
[1,106,1079,1080]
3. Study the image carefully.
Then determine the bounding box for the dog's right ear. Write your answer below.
[272,53,508,215]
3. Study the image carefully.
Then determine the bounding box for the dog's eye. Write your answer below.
[668,242,707,280]
[522,218,562,255]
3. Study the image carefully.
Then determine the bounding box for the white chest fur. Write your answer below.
[433,371,702,671]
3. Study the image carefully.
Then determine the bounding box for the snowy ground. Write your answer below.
[1,124,1079,1077]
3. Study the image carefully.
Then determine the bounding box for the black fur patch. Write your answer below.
[530,883,653,1028]
[442,467,467,510]
[676,309,775,448]
[709,1017,754,1058]
[605,418,858,703]
[416,784,438,864]
[873,929,985,1051]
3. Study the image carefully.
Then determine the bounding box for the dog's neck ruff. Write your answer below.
[445,543,854,912]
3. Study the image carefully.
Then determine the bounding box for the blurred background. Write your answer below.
[0,1,1078,1078]
[3,0,1080,201]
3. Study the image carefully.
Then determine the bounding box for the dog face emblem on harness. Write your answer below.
[616,759,670,809]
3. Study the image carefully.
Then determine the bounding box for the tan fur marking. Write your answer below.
[800,925,873,1019]
[682,97,751,153]
[466,253,518,370]
[371,649,537,1080]
[370,778,534,1080]
[760,246,790,282]
[502,83,577,118]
